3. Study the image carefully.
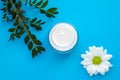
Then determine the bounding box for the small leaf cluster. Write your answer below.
[30,18,45,31]
[24,30,45,58]
[1,0,58,58]
[29,0,59,18]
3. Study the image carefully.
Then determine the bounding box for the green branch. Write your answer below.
[1,0,58,58]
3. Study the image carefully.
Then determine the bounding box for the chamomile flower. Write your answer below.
[81,46,112,76]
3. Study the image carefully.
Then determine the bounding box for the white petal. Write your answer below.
[93,65,98,75]
[83,65,87,68]
[100,63,109,72]
[103,61,113,67]
[81,54,87,59]
[96,46,105,56]
[81,60,92,66]
[89,46,96,52]
[89,46,95,51]
[100,49,107,57]
[89,46,101,56]
[104,49,107,54]
[86,65,97,76]
[99,46,104,51]
[94,71,98,75]
[81,53,92,60]
[86,51,93,59]
[97,65,106,75]
[89,46,96,55]
[102,54,112,61]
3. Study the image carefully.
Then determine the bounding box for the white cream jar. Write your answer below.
[49,23,78,52]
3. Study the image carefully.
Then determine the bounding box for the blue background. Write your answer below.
[0,0,120,80]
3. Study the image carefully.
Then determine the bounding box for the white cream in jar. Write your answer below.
[49,23,78,52]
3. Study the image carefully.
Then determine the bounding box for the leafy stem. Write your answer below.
[1,0,58,58]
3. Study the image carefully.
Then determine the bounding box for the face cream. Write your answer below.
[49,23,78,52]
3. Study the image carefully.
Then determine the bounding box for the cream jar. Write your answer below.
[49,23,78,52]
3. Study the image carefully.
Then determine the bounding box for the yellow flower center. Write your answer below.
[92,56,102,65]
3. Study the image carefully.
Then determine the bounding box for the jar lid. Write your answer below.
[49,23,78,52]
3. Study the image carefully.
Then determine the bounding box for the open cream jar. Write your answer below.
[49,23,78,52]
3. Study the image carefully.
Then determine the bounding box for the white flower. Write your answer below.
[81,46,112,76]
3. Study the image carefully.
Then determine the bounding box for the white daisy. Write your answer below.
[81,46,112,76]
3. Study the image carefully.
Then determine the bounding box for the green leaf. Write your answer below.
[32,48,38,58]
[24,0,28,5]
[6,16,9,22]
[7,2,12,12]
[40,21,45,25]
[21,15,29,21]
[8,28,15,32]
[35,25,42,30]
[34,40,42,45]
[2,13,7,19]
[40,9,45,14]
[37,46,45,52]
[28,41,33,50]
[0,7,6,10]
[13,21,19,26]
[30,23,35,27]
[1,0,7,2]
[53,12,59,14]
[17,0,22,8]
[47,8,57,12]
[17,30,25,35]
[46,12,52,17]
[24,36,29,44]
[46,12,55,18]
[31,18,37,23]
[36,0,43,6]
[36,20,42,23]
[41,47,45,51]
[13,0,16,3]
[41,0,48,8]
[32,0,37,4]
[15,34,21,38]
[30,34,36,39]
[11,10,17,20]
[9,33,15,41]
[20,9,26,13]
[23,23,29,30]
[30,23,42,31]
